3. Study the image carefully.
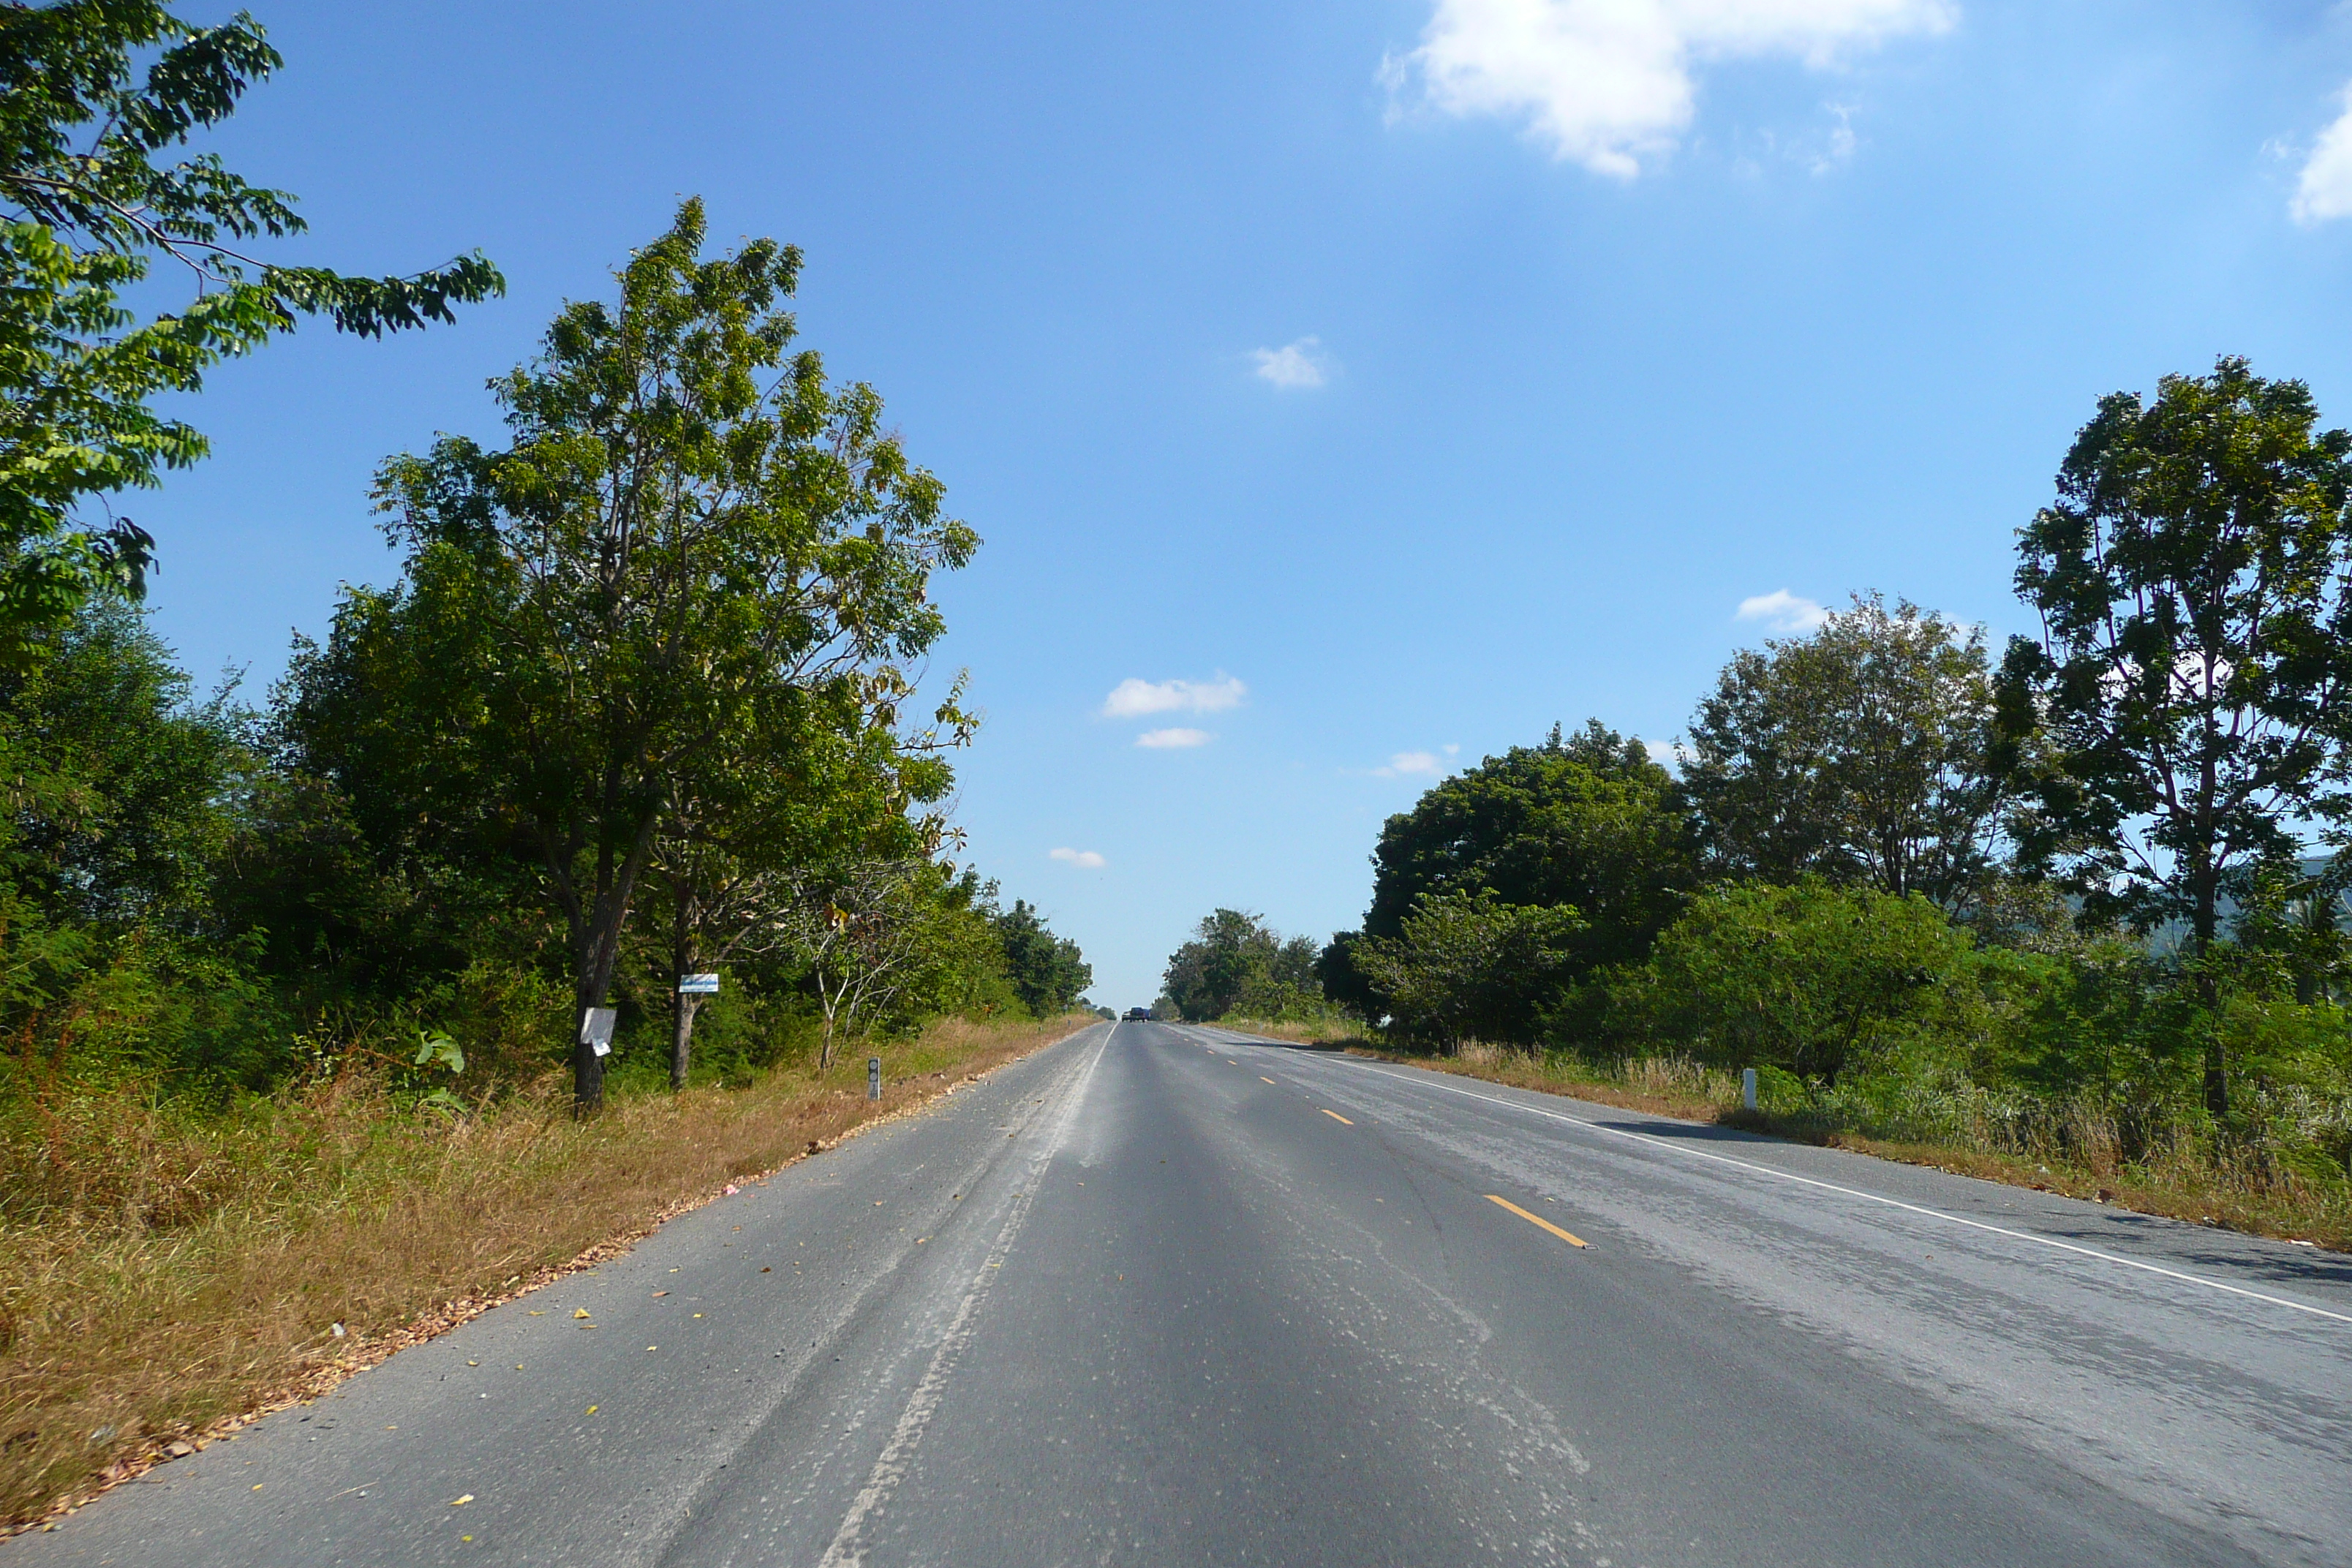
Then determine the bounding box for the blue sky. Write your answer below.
[134,1,2352,1009]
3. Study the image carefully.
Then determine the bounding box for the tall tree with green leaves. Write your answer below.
[1163,909,1322,1022]
[0,2,500,655]
[1999,356,2352,1118]
[300,200,976,1109]
[650,690,946,1089]
[1683,594,2007,910]
[991,898,1091,1018]
[1332,721,1696,1024]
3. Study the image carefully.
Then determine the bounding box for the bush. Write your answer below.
[1626,879,1982,1084]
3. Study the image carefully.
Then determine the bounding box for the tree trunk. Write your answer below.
[568,817,663,1113]
[2193,872,2228,1122]
[671,992,701,1090]
[572,994,608,1116]
[669,881,698,1092]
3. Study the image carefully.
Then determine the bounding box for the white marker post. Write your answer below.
[1742,1067,1757,1112]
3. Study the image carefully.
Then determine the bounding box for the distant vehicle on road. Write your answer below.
[1123,1006,1150,1022]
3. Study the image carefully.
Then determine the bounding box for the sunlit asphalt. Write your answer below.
[12,1020,2350,1567]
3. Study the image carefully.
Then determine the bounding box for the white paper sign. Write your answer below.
[679,973,720,995]
[581,1006,618,1057]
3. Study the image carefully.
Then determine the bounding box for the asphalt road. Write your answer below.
[12,1021,2352,1567]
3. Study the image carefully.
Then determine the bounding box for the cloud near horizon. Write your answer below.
[1049,847,1107,869]
[1101,675,1248,718]
[1137,727,1213,749]
[1736,588,1830,633]
[1392,0,1954,178]
[1251,337,1332,389]
[1371,750,1444,777]
[2293,83,2352,225]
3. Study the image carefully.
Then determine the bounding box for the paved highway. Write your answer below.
[12,1021,2351,1567]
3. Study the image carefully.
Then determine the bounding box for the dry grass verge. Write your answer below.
[0,1012,1092,1531]
[1337,1041,2351,1254]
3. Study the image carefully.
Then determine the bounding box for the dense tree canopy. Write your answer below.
[2001,355,2352,1115]
[0,1,500,655]
[283,200,977,1107]
[1683,594,2007,910]
[992,899,1093,1018]
[1163,909,1324,1022]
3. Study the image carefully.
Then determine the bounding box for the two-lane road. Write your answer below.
[14,1022,2351,1566]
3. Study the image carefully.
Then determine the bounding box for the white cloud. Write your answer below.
[1251,337,1333,390]
[1372,750,1444,777]
[2293,84,2352,225]
[1641,736,1686,770]
[1101,675,1248,719]
[1736,588,1830,633]
[1394,0,1954,178]
[1049,847,1107,869]
[1137,728,1213,749]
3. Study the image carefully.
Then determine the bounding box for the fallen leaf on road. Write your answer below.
[252,1484,263,1490]
[451,1494,473,1507]
[466,1360,478,1366]
[760,1267,770,1273]
[585,1406,597,1415]
[647,1345,658,1352]
[527,1311,544,1316]
[573,1308,590,1319]
[651,1290,668,1297]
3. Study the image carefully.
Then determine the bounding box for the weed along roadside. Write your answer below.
[0,1014,1093,1534]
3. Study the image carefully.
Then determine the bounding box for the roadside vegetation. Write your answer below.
[1171,358,2352,1253]
[0,1010,1090,1528]
[0,7,1098,1529]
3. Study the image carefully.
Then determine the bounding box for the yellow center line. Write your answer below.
[1319,1108,1354,1125]
[1486,1194,1588,1248]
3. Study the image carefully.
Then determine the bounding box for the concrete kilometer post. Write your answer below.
[1742,1067,1757,1112]
[868,1057,882,1101]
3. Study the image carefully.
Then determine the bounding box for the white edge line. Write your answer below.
[1284,1047,2352,1328]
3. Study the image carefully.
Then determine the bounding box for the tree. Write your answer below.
[649,687,948,1089]
[0,2,500,655]
[1162,909,1323,1022]
[1338,720,1696,1022]
[1638,880,1980,1085]
[297,200,976,1109]
[1352,891,1585,1050]
[992,900,1091,1018]
[1683,594,2007,910]
[1999,355,2352,1118]
[0,600,236,928]
[782,856,992,1071]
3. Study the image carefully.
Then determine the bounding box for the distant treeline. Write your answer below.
[1178,358,2352,1191]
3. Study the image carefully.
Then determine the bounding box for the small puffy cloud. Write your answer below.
[1049,847,1107,869]
[1372,750,1444,777]
[1137,727,1213,749]
[1641,736,1686,771]
[1736,589,1830,633]
[1251,337,1333,390]
[1392,0,1954,178]
[2293,84,2352,225]
[1101,675,1248,719]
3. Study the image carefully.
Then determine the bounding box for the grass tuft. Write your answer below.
[0,1012,1090,1530]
